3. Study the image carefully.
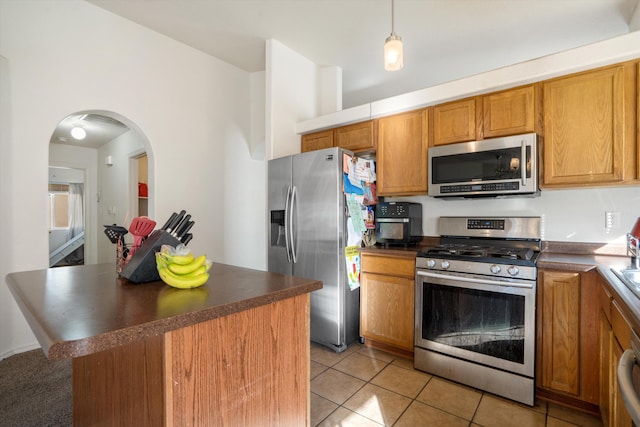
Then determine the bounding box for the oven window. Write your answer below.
[422,283,525,364]
[431,146,531,184]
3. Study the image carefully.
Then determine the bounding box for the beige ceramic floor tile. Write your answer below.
[315,406,384,427]
[311,368,365,405]
[394,400,470,427]
[357,346,397,363]
[390,356,416,371]
[546,417,580,427]
[333,353,389,381]
[370,364,431,398]
[310,392,338,426]
[311,360,328,379]
[310,343,355,367]
[343,383,412,426]
[416,377,482,421]
[547,403,604,427]
[473,394,545,427]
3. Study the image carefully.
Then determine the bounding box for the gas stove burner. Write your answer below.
[486,247,535,261]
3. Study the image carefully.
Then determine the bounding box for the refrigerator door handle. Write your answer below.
[290,185,298,263]
[284,186,292,263]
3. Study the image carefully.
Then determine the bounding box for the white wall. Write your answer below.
[96,130,145,263]
[0,0,257,358]
[388,186,640,247]
[265,39,319,160]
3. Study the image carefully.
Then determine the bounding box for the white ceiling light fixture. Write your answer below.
[384,0,403,71]
[71,126,86,140]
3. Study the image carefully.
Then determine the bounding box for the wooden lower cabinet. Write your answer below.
[536,268,599,412]
[360,252,415,355]
[599,282,634,427]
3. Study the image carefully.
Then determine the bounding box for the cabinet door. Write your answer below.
[600,311,613,426]
[483,85,540,138]
[377,109,428,196]
[301,130,334,152]
[360,272,415,351]
[612,338,634,427]
[432,97,479,146]
[334,121,376,152]
[542,63,634,187]
[539,270,581,395]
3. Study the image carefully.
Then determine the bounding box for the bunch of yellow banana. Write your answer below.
[156,248,211,289]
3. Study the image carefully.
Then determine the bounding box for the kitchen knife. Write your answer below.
[160,212,178,231]
[181,233,193,245]
[172,214,191,236]
[176,220,194,239]
[166,210,186,233]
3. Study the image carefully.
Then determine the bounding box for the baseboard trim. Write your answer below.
[0,343,41,361]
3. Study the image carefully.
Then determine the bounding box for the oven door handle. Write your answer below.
[618,349,640,426]
[417,270,534,289]
[521,140,527,187]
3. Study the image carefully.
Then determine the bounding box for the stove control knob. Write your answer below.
[426,259,437,268]
[441,260,450,270]
[490,264,501,274]
[507,266,520,276]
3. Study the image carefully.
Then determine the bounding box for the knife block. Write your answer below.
[120,230,181,283]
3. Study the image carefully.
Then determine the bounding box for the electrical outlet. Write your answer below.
[605,211,621,229]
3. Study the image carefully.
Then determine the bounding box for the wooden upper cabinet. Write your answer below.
[334,120,376,152]
[432,97,479,146]
[301,129,334,153]
[542,62,636,187]
[482,84,542,138]
[377,109,429,196]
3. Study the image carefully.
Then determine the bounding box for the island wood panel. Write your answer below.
[166,293,310,427]
[72,334,166,426]
[72,293,310,427]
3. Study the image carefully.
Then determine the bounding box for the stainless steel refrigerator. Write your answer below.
[268,147,360,352]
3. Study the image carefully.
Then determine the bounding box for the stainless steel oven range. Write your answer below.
[414,216,541,406]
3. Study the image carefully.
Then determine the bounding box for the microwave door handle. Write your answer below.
[289,185,298,263]
[284,186,292,263]
[618,349,640,426]
[520,140,527,187]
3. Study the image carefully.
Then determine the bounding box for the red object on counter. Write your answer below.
[631,217,640,239]
[138,182,148,197]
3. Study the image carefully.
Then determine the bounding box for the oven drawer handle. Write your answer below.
[417,270,534,289]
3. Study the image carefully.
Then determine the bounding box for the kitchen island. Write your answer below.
[6,262,322,426]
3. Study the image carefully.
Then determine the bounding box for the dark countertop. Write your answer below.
[6,263,322,360]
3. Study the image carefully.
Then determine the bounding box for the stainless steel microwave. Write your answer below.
[428,133,539,198]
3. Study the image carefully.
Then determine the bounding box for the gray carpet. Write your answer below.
[0,349,72,426]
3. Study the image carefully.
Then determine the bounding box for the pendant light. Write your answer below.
[384,0,403,71]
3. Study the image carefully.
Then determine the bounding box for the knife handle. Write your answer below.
[176,220,194,239]
[172,214,191,236]
[181,233,193,245]
[160,212,177,230]
[167,210,186,233]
